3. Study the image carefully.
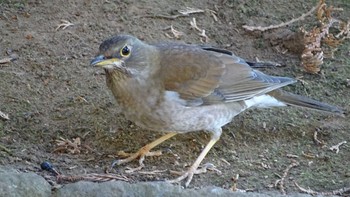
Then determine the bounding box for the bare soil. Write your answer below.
[1,0,349,194]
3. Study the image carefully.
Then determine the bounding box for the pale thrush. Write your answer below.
[90,34,343,187]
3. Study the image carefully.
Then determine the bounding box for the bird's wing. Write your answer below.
[156,44,296,104]
[157,44,226,101]
[211,52,296,102]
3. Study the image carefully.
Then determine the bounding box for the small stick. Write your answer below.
[295,181,350,195]
[137,169,167,175]
[0,144,12,155]
[313,130,325,146]
[57,173,130,183]
[0,110,9,120]
[230,174,239,191]
[0,57,14,65]
[329,141,347,154]
[275,161,299,195]
[138,7,204,20]
[243,2,320,31]
[56,20,74,31]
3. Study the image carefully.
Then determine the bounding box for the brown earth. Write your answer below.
[0,0,349,194]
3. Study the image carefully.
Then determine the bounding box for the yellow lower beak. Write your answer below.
[90,55,121,67]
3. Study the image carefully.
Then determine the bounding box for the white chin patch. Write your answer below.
[244,94,286,108]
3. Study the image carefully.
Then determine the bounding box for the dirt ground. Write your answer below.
[0,0,349,194]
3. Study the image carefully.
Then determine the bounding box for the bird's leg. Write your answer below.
[167,128,222,187]
[111,132,177,169]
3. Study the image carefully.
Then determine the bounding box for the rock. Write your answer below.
[0,167,316,197]
[0,168,51,197]
[53,180,313,197]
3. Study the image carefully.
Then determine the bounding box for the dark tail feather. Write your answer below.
[268,90,344,114]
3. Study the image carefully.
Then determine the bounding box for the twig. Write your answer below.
[164,25,184,39]
[56,20,74,31]
[243,1,320,32]
[189,18,210,42]
[0,144,12,155]
[313,130,325,146]
[125,165,143,173]
[170,25,184,39]
[190,17,202,31]
[53,137,81,154]
[0,110,9,120]
[140,7,204,20]
[329,141,347,154]
[230,174,239,191]
[178,7,204,16]
[57,173,130,183]
[142,14,185,20]
[207,9,218,22]
[199,30,209,43]
[0,57,14,65]
[295,181,350,195]
[301,151,316,159]
[137,169,167,175]
[286,154,299,158]
[251,58,282,68]
[275,161,299,195]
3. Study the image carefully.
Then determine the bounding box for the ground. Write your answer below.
[0,0,349,195]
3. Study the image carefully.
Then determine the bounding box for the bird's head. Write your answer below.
[90,35,157,78]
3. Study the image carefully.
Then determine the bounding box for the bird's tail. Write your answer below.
[268,89,344,114]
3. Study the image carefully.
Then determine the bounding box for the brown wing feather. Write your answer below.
[157,44,225,100]
[209,52,296,103]
[156,44,296,104]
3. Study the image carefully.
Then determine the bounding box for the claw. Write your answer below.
[167,163,218,187]
[109,133,177,172]
[167,130,221,187]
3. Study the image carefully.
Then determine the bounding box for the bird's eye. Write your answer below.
[120,45,130,57]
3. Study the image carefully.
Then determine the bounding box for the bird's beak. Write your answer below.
[90,55,122,68]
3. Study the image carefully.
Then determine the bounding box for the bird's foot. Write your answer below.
[110,149,162,170]
[167,163,219,187]
[109,133,177,172]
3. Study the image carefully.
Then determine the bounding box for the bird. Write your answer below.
[90,34,343,187]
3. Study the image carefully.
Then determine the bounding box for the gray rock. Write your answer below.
[0,168,51,197]
[0,167,317,197]
[53,180,313,197]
